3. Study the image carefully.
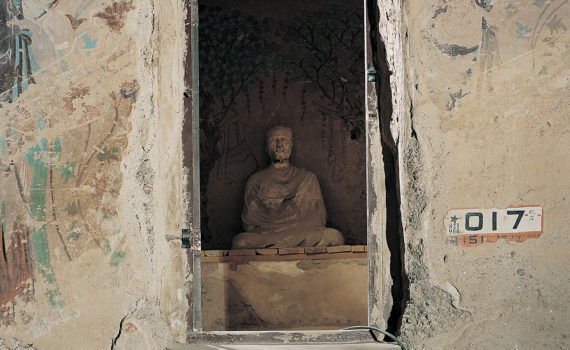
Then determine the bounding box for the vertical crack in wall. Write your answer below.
[366,0,409,336]
[110,315,127,350]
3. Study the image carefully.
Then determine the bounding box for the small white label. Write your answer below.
[444,206,543,246]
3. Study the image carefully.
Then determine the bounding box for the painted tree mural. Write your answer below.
[198,4,365,248]
[199,6,276,245]
[276,6,364,138]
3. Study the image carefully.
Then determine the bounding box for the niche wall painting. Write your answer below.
[198,0,366,250]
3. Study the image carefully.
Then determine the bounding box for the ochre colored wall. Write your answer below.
[1,0,188,348]
[398,1,569,348]
[0,0,568,349]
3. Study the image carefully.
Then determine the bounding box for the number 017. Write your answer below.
[465,210,524,231]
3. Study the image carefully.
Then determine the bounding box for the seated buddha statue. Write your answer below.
[232,125,344,249]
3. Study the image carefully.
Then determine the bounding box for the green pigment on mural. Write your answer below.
[26,139,48,221]
[36,114,46,130]
[67,221,81,240]
[46,289,65,309]
[111,250,126,266]
[26,138,64,308]
[57,161,76,182]
[53,137,62,157]
[31,225,56,283]
[67,231,81,240]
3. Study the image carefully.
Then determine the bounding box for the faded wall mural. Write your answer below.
[0,0,566,347]
[197,0,366,250]
[400,0,569,348]
[0,0,37,104]
[0,0,137,328]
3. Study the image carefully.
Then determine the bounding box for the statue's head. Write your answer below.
[266,125,293,165]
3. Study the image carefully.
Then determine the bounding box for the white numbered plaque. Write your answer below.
[445,206,543,246]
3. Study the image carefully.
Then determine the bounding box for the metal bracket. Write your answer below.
[367,64,377,82]
[182,229,191,248]
[191,228,201,254]
[182,228,202,254]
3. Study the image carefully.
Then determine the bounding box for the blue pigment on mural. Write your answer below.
[515,22,532,39]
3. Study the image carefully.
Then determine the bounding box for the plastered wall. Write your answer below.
[1,0,187,349]
[397,0,569,348]
[0,0,568,349]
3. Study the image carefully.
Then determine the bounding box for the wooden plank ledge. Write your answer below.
[202,251,367,263]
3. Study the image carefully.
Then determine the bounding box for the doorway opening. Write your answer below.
[184,0,381,333]
[198,0,367,251]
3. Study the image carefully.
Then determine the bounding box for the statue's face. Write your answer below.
[267,129,293,163]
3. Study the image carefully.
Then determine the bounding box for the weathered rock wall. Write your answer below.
[0,0,187,348]
[1,0,568,349]
[397,0,569,348]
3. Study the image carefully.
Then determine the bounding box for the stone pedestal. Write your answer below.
[201,248,368,330]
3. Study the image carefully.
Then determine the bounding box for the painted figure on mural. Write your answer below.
[232,125,344,249]
[0,0,38,105]
[0,222,34,324]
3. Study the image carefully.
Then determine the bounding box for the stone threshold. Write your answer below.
[176,330,399,348]
[169,343,400,349]
[201,245,367,263]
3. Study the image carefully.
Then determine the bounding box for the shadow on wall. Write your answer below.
[366,0,410,336]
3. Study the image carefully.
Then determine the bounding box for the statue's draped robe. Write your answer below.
[236,165,328,248]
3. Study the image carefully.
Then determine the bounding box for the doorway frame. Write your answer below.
[182,0,403,341]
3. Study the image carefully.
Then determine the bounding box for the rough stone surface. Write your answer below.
[0,0,187,348]
[170,344,400,350]
[397,0,570,348]
[201,258,367,331]
[0,0,567,348]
